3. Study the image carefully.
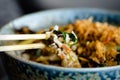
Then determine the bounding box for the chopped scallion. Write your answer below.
[116,46,120,51]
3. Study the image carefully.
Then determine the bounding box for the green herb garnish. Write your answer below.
[68,32,78,45]
[116,46,120,51]
[53,30,78,45]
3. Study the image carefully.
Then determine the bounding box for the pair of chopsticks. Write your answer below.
[0,34,49,52]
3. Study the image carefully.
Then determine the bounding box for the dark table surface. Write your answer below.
[0,0,21,79]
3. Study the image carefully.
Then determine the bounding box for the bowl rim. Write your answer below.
[1,8,120,72]
[5,51,120,72]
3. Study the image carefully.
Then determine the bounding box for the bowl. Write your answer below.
[0,8,120,80]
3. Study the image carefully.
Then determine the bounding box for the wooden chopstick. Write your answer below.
[0,34,48,40]
[0,43,45,52]
[0,34,51,51]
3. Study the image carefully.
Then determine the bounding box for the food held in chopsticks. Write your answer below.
[4,18,120,68]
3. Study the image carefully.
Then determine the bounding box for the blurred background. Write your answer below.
[0,0,120,80]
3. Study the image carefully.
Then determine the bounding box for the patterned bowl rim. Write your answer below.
[1,8,120,72]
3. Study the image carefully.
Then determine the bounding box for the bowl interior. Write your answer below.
[1,8,120,34]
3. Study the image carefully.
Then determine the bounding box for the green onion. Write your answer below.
[53,30,78,45]
[68,32,78,45]
[62,32,67,43]
[116,46,120,51]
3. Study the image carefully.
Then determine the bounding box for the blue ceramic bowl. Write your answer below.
[1,8,120,80]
